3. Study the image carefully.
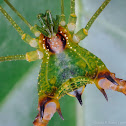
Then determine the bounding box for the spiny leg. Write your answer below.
[67,0,77,33]
[4,0,31,28]
[97,72,126,96]
[73,0,111,43]
[33,97,64,126]
[4,0,41,37]
[0,50,43,62]
[60,0,66,26]
[0,5,39,48]
[0,55,26,62]
[0,5,24,36]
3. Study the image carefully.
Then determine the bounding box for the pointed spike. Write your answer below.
[36,25,49,37]
[57,108,64,120]
[106,75,119,86]
[40,105,45,120]
[100,89,108,101]
[37,13,47,28]
[33,113,49,126]
[46,10,53,25]
[76,91,83,106]
[54,15,60,33]
[46,10,54,34]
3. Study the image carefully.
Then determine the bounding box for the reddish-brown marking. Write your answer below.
[46,34,64,53]
[97,71,126,95]
[39,26,69,54]
[33,96,63,126]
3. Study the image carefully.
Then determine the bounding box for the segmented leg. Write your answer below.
[67,0,77,32]
[0,5,39,47]
[73,0,111,43]
[0,50,43,62]
[4,0,31,28]
[0,5,24,36]
[26,50,44,62]
[4,0,41,37]
[0,55,26,62]
[60,0,66,26]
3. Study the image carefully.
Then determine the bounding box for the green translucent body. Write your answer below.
[38,40,107,98]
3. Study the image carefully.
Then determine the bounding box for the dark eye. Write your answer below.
[45,38,54,53]
[61,36,65,42]
[59,34,66,48]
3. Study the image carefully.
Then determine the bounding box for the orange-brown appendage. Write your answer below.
[33,114,49,126]
[97,71,126,95]
[33,97,64,126]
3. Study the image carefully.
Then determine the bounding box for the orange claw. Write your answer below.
[33,113,49,126]
[33,97,64,126]
[97,71,126,96]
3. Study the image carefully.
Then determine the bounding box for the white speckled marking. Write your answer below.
[67,23,76,32]
[30,39,38,47]
[35,31,41,37]
[73,34,80,43]
[60,21,66,26]
[37,50,43,59]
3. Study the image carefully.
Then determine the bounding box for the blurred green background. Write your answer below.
[0,0,126,126]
